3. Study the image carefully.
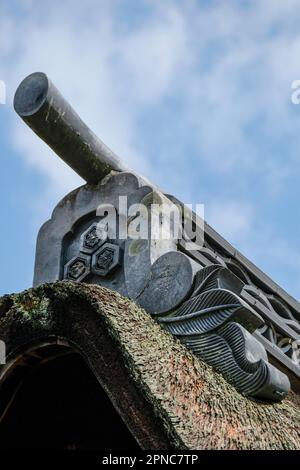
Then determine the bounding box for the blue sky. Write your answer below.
[0,0,300,300]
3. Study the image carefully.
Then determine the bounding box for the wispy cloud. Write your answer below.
[3,0,190,193]
[206,200,254,245]
[1,0,300,298]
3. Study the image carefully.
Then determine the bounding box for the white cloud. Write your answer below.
[206,197,300,299]
[4,0,300,192]
[2,0,300,298]
[206,200,253,245]
[117,8,189,103]
[3,0,190,196]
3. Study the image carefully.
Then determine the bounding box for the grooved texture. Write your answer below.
[0,281,299,450]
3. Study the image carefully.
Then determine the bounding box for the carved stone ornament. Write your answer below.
[14,72,300,402]
[80,222,108,254]
[91,243,122,277]
[64,254,91,282]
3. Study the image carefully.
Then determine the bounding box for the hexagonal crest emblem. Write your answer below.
[80,222,108,254]
[64,254,91,282]
[91,243,122,277]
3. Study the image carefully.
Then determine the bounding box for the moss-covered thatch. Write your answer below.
[0,281,299,450]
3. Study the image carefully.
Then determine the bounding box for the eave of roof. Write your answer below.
[0,281,299,450]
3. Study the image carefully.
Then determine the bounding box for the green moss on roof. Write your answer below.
[0,281,299,450]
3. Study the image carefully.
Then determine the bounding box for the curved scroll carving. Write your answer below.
[158,266,290,401]
[56,183,295,401]
[179,227,300,379]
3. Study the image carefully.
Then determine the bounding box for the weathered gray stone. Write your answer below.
[136,251,199,315]
[13,72,298,401]
[64,254,91,282]
[14,72,128,183]
[91,243,122,277]
[80,222,108,254]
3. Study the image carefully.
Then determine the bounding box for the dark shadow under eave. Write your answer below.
[0,348,140,450]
